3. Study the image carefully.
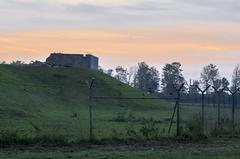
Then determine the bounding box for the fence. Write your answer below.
[90,82,240,139]
[0,77,240,141]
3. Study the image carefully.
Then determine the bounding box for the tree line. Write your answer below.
[102,62,240,96]
[2,60,240,96]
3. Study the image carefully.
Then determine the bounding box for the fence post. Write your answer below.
[168,83,184,136]
[168,100,177,135]
[86,78,95,141]
[227,88,239,128]
[196,85,210,133]
[176,90,181,136]
[213,86,226,128]
[213,94,216,107]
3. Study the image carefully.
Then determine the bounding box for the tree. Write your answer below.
[231,65,240,91]
[221,77,230,88]
[29,60,45,66]
[189,80,200,94]
[114,66,128,83]
[10,60,25,65]
[213,79,222,90]
[127,66,137,86]
[106,69,113,77]
[200,64,220,91]
[161,62,186,95]
[98,66,104,73]
[0,61,6,64]
[134,62,160,93]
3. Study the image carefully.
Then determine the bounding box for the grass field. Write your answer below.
[0,64,173,141]
[0,64,239,141]
[1,65,240,158]
[1,138,240,159]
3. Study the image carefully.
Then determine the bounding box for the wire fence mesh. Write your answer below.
[0,78,240,140]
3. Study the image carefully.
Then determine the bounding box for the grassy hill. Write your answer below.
[0,65,172,141]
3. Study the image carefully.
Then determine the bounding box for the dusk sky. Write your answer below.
[1,0,240,81]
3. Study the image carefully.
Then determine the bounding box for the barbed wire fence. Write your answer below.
[90,81,240,139]
[0,77,240,140]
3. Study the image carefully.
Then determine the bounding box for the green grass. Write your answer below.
[0,64,239,145]
[0,64,172,141]
[1,65,240,158]
[1,138,240,159]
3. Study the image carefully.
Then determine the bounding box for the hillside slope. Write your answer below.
[0,65,171,140]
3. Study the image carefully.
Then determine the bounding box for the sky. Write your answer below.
[0,0,240,81]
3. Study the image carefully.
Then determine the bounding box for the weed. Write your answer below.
[125,119,162,140]
[210,117,240,137]
[182,114,207,142]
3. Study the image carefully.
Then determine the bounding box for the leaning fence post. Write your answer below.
[86,78,95,141]
[176,90,181,136]
[196,85,210,133]
[168,83,184,136]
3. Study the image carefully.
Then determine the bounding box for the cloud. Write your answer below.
[0,0,240,81]
[1,24,240,62]
[0,0,240,31]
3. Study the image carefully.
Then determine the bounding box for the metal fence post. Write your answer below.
[168,83,184,136]
[86,78,95,141]
[227,88,239,128]
[176,91,181,136]
[213,86,226,128]
[196,85,210,133]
